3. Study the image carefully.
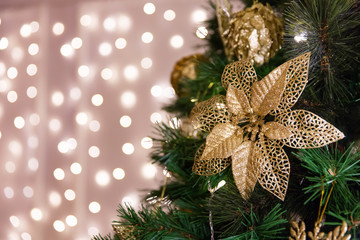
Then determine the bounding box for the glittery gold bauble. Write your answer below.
[112,223,136,240]
[219,2,283,65]
[170,54,207,96]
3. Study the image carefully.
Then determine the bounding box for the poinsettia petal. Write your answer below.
[250,62,288,116]
[221,60,258,99]
[263,121,291,140]
[270,52,311,115]
[226,84,252,116]
[232,140,258,200]
[276,109,345,149]
[201,123,243,159]
[193,143,231,176]
[190,95,230,132]
[255,138,290,201]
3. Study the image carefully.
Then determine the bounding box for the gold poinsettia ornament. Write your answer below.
[190,52,345,200]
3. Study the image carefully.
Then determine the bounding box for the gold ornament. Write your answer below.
[170,54,207,96]
[289,221,351,240]
[190,52,345,200]
[112,222,136,240]
[217,0,283,65]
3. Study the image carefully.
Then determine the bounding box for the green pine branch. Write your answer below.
[283,0,360,105]
[114,204,210,239]
[219,204,287,240]
[294,144,360,224]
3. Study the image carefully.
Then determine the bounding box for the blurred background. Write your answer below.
[0,0,206,239]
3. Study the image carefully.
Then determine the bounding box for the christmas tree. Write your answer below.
[95,0,360,239]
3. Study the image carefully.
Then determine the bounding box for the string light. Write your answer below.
[89,201,101,213]
[88,146,100,158]
[64,189,76,201]
[89,120,100,132]
[52,22,65,35]
[103,17,116,31]
[0,2,205,239]
[20,24,32,37]
[115,38,127,49]
[53,168,65,180]
[141,163,157,179]
[70,162,82,175]
[53,220,65,232]
[143,3,156,15]
[120,91,137,108]
[123,65,139,82]
[0,37,9,50]
[71,37,83,49]
[95,170,110,186]
[60,44,74,57]
[28,43,39,55]
[66,215,78,227]
[48,191,62,207]
[119,115,132,128]
[191,9,207,23]
[170,35,184,48]
[164,10,176,21]
[98,42,112,56]
[30,208,43,221]
[113,168,125,180]
[141,32,153,43]
[117,15,132,32]
[150,112,162,123]
[122,143,134,155]
[141,57,152,69]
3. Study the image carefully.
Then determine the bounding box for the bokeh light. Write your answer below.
[88,146,100,158]
[53,168,65,180]
[91,94,104,106]
[31,208,43,221]
[71,37,83,49]
[122,143,134,155]
[89,201,101,213]
[49,191,62,207]
[98,42,112,56]
[141,57,152,69]
[120,91,137,108]
[28,43,39,55]
[53,220,65,232]
[123,65,139,82]
[143,3,156,15]
[141,137,153,149]
[170,35,184,48]
[164,10,176,21]
[115,38,127,49]
[52,22,65,35]
[95,170,110,186]
[66,215,78,227]
[119,115,132,128]
[141,163,157,179]
[70,162,82,175]
[141,32,153,43]
[64,189,76,201]
[113,168,125,180]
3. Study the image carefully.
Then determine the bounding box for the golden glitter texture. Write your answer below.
[112,223,136,240]
[190,52,345,200]
[170,54,207,96]
[289,221,351,240]
[217,0,283,65]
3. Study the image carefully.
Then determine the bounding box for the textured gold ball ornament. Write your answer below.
[170,54,207,96]
[217,1,283,65]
